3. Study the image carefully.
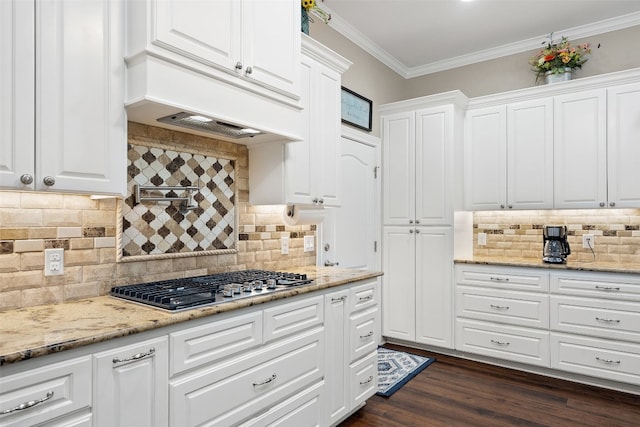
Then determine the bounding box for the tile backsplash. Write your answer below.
[473,209,640,262]
[0,123,316,311]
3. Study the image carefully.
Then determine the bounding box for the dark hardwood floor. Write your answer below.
[339,344,640,427]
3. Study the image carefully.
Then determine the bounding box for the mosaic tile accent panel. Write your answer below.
[122,144,236,257]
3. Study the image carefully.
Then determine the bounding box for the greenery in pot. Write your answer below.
[530,35,591,83]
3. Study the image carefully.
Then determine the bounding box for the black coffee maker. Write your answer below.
[543,225,571,264]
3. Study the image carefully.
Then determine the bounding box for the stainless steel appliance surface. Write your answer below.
[110,270,312,311]
[542,225,571,264]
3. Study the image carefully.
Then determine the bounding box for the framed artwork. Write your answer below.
[341,86,372,131]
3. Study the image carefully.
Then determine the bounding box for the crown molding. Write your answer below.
[326,8,640,79]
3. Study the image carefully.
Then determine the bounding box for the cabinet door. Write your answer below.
[0,0,34,189]
[325,290,349,426]
[415,227,453,348]
[382,227,416,340]
[464,106,507,210]
[36,0,125,195]
[241,0,300,97]
[607,82,640,208]
[154,0,241,73]
[553,90,607,209]
[382,112,415,225]
[415,106,452,225]
[93,337,168,427]
[507,98,554,209]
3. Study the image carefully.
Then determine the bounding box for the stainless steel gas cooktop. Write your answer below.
[110,270,312,311]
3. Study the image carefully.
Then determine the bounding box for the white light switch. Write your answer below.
[281,236,290,255]
[44,248,64,276]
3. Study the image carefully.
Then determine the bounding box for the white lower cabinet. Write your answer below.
[455,264,640,389]
[325,279,379,426]
[0,356,92,427]
[93,336,169,427]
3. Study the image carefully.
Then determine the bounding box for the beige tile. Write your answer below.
[42,209,82,226]
[21,193,64,209]
[1,270,43,291]
[13,239,44,253]
[0,191,21,208]
[64,282,99,301]
[70,238,94,250]
[0,209,43,226]
[0,228,29,240]
[0,254,20,273]
[83,264,117,282]
[58,227,82,238]
[95,237,116,248]
[63,194,100,210]
[99,248,117,264]
[83,209,116,227]
[20,252,45,271]
[22,286,64,307]
[65,249,99,266]
[29,227,58,239]
[0,290,21,311]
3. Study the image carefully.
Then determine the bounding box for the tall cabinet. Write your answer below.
[380,92,467,349]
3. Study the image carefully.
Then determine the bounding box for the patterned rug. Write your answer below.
[377,347,436,397]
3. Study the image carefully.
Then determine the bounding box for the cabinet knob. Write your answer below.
[609,202,616,207]
[318,198,324,204]
[235,61,243,71]
[415,219,420,224]
[20,174,34,185]
[409,229,414,234]
[409,220,414,224]
[599,202,605,207]
[312,198,319,204]
[500,204,505,209]
[415,229,420,234]
[245,66,253,75]
[507,204,513,209]
[42,176,56,187]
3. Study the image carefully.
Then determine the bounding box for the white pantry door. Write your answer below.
[321,135,379,270]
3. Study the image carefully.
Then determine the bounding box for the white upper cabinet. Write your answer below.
[152,0,299,98]
[248,36,351,206]
[607,82,640,208]
[382,93,466,226]
[553,89,607,209]
[465,99,553,211]
[0,0,126,195]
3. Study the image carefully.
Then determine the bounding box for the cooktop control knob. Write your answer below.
[266,279,277,289]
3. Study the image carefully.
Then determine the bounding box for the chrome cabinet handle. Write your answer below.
[20,174,34,184]
[253,374,277,387]
[490,304,510,310]
[331,295,347,302]
[489,276,509,282]
[312,198,319,204]
[595,285,620,292]
[245,66,253,75]
[359,375,373,385]
[359,295,373,302]
[1,391,54,414]
[43,176,55,186]
[113,347,155,365]
[324,260,339,267]
[318,198,324,204]
[596,356,621,365]
[235,61,243,70]
[595,317,620,324]
[360,331,374,339]
[490,339,510,346]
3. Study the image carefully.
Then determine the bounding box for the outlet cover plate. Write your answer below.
[303,236,315,252]
[44,248,64,276]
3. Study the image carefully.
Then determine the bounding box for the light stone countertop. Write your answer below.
[0,267,382,366]
[455,256,640,274]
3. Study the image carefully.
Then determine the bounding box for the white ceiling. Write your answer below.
[320,0,640,78]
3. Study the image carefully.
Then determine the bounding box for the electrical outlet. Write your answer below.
[280,236,289,255]
[477,233,487,246]
[583,234,595,249]
[303,235,315,252]
[44,248,64,276]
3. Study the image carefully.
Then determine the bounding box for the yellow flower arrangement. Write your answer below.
[301,0,331,25]
[530,35,591,83]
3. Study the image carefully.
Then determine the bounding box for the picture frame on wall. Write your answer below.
[341,86,372,131]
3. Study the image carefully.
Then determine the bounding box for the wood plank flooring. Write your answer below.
[339,344,640,427]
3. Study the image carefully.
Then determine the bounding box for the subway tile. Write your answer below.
[58,227,83,238]
[21,193,64,209]
[0,209,43,227]
[94,237,116,248]
[13,239,44,253]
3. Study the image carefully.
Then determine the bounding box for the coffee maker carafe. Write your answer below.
[543,225,571,264]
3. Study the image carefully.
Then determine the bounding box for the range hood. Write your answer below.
[125,53,304,145]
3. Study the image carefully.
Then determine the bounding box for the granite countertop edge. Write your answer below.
[454,257,640,274]
[0,267,382,366]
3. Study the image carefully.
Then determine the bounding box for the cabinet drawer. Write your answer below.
[456,286,549,328]
[349,351,378,409]
[349,279,378,313]
[170,311,262,376]
[550,295,640,343]
[0,356,91,427]
[350,307,378,363]
[455,319,550,367]
[551,333,640,386]
[170,328,324,427]
[456,265,549,291]
[551,272,640,302]
[239,381,324,427]
[264,295,324,344]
